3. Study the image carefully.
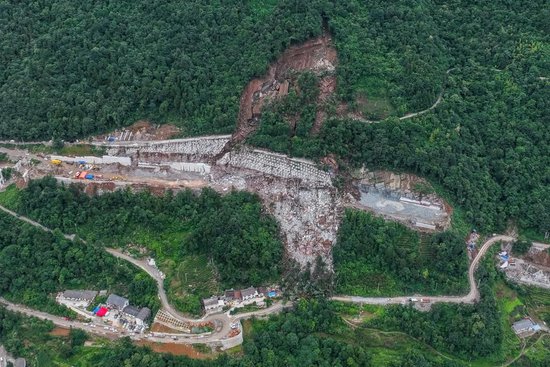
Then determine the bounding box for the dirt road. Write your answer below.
[332,235,515,306]
[350,68,455,124]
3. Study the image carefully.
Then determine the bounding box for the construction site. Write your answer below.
[0,125,452,270]
[347,169,452,232]
[501,242,550,289]
[0,33,449,269]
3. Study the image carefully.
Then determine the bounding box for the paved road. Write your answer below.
[105,248,232,341]
[0,205,75,241]
[0,205,286,345]
[333,235,515,305]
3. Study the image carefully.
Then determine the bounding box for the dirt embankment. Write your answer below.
[49,327,70,336]
[135,340,211,359]
[93,121,181,142]
[231,33,338,146]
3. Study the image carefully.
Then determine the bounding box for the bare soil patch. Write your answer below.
[526,250,550,268]
[49,327,70,336]
[136,340,211,359]
[232,32,338,146]
[151,322,181,334]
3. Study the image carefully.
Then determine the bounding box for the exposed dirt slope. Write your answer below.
[232,33,337,146]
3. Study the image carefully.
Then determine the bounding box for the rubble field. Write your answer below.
[2,132,453,270]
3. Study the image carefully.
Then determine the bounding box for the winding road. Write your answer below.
[332,235,515,306]
[0,203,540,349]
[350,68,455,124]
[0,204,286,346]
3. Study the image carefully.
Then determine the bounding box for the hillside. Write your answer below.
[1,0,547,234]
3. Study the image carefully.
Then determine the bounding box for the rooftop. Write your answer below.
[106,294,129,309]
[202,296,219,307]
[241,287,257,298]
[512,318,537,333]
[63,290,98,301]
[123,305,140,317]
[136,307,151,321]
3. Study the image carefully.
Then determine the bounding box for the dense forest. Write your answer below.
[0,211,159,315]
[1,0,547,234]
[366,254,503,360]
[334,210,468,296]
[0,0,325,140]
[0,177,283,314]
[248,1,549,235]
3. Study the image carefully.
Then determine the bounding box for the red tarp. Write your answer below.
[96,307,108,317]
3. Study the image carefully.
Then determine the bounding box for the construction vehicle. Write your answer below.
[50,159,62,165]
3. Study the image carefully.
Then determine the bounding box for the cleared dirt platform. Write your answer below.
[136,340,211,359]
[347,170,451,231]
[49,327,70,336]
[93,121,181,142]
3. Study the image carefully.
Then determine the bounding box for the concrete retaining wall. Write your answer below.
[104,136,231,159]
[217,148,332,185]
[220,331,243,350]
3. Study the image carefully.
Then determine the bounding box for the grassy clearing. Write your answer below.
[0,184,20,208]
[0,143,105,157]
[165,254,219,316]
[357,94,396,120]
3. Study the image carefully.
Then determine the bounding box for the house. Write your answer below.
[62,290,98,303]
[202,296,220,312]
[257,287,268,297]
[106,294,129,310]
[123,305,140,318]
[136,307,151,326]
[14,358,26,367]
[512,318,539,335]
[123,305,151,326]
[233,290,242,302]
[240,287,258,301]
[224,289,235,301]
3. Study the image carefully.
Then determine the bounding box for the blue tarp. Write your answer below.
[500,254,510,261]
[92,306,100,314]
[78,160,86,164]
[268,291,277,297]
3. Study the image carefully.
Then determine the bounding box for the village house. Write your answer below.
[512,318,541,336]
[123,305,152,326]
[202,296,223,312]
[241,287,258,301]
[224,289,235,302]
[106,294,129,310]
[61,290,98,307]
